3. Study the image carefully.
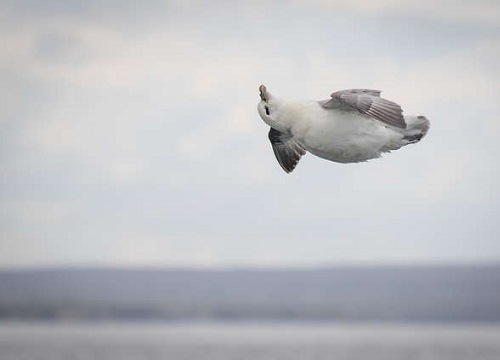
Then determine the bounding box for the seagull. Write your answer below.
[257,85,430,173]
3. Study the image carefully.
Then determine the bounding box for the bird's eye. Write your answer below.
[265,106,270,115]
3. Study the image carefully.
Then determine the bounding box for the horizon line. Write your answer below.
[1,261,500,272]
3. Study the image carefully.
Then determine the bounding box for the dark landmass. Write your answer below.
[1,265,499,322]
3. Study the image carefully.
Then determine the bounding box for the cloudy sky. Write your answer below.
[1,0,499,268]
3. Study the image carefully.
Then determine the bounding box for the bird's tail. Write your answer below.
[402,115,430,144]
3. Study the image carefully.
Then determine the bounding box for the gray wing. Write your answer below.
[268,128,306,173]
[319,89,406,129]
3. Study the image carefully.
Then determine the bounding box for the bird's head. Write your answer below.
[257,84,276,126]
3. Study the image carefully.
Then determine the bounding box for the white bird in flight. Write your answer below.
[257,85,430,173]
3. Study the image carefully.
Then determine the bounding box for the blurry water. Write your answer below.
[1,322,500,360]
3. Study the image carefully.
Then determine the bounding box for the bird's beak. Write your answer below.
[259,85,267,102]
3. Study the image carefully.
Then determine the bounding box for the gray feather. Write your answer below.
[320,89,406,129]
[268,128,306,173]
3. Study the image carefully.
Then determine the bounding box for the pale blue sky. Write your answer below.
[1,0,500,267]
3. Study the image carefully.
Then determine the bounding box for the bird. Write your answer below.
[257,85,430,173]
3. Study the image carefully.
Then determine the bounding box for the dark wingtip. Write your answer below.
[268,128,305,174]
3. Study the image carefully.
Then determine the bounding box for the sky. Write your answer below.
[1,0,500,268]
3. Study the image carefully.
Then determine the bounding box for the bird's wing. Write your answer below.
[268,128,306,173]
[319,89,406,129]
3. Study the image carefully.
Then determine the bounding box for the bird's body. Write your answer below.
[257,85,430,173]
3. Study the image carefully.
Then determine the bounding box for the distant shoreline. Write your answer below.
[2,265,500,323]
